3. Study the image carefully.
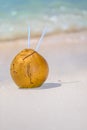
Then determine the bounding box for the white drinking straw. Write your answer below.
[35,27,47,51]
[28,26,30,48]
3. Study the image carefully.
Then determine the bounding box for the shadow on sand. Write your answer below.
[39,82,61,89]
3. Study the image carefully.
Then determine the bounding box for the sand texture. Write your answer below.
[0,31,87,130]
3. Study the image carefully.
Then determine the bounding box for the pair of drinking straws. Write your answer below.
[28,26,47,51]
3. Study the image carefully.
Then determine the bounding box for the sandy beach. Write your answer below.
[0,31,87,130]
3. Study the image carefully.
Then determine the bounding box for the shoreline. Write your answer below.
[0,30,87,43]
[0,30,87,62]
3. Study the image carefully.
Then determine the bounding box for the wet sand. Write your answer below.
[0,31,87,130]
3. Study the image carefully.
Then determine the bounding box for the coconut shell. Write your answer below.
[10,49,49,88]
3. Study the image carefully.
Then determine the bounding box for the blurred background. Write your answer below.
[0,0,87,41]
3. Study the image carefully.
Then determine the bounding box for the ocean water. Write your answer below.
[0,0,87,40]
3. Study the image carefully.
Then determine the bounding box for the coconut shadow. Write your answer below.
[39,82,61,89]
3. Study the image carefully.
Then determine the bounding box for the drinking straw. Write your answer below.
[28,26,30,48]
[35,27,47,51]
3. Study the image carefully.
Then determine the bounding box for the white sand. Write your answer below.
[0,31,87,130]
